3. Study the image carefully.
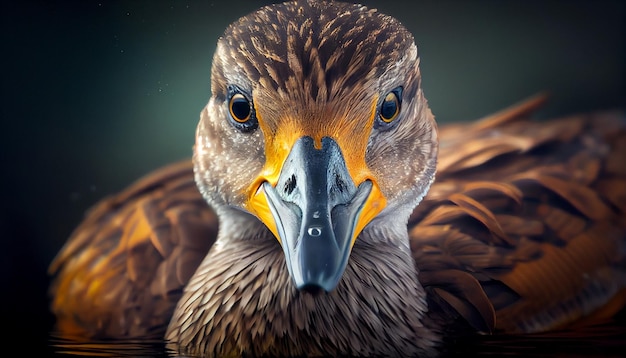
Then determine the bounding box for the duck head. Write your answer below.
[193,0,438,293]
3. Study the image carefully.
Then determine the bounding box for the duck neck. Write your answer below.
[166,207,440,356]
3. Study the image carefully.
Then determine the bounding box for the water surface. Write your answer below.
[47,319,625,357]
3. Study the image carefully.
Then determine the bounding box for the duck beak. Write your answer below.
[248,136,385,292]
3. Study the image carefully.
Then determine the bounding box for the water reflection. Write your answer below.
[50,333,171,357]
[442,320,625,358]
[50,319,624,357]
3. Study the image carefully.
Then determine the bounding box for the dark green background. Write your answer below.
[1,0,624,353]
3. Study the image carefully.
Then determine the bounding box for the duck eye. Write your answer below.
[379,90,401,123]
[226,89,258,132]
[229,93,252,123]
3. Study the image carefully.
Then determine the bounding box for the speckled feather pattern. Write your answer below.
[195,0,435,215]
[187,2,440,354]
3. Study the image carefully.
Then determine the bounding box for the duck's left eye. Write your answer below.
[379,87,402,123]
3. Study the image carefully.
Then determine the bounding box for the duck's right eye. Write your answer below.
[229,93,252,123]
[227,90,258,132]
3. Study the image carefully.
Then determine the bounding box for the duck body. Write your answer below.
[49,1,626,356]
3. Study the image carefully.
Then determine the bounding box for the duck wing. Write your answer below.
[48,160,217,338]
[410,94,626,334]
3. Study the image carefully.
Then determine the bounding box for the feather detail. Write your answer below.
[48,160,218,338]
[411,97,626,334]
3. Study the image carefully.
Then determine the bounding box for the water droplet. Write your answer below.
[307,226,322,237]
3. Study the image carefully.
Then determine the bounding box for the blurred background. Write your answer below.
[1,0,624,354]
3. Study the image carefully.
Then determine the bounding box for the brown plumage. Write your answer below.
[409,94,626,335]
[48,0,626,356]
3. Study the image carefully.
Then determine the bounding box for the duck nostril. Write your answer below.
[284,174,297,195]
[335,174,345,193]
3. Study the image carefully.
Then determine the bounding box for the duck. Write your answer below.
[48,0,626,356]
